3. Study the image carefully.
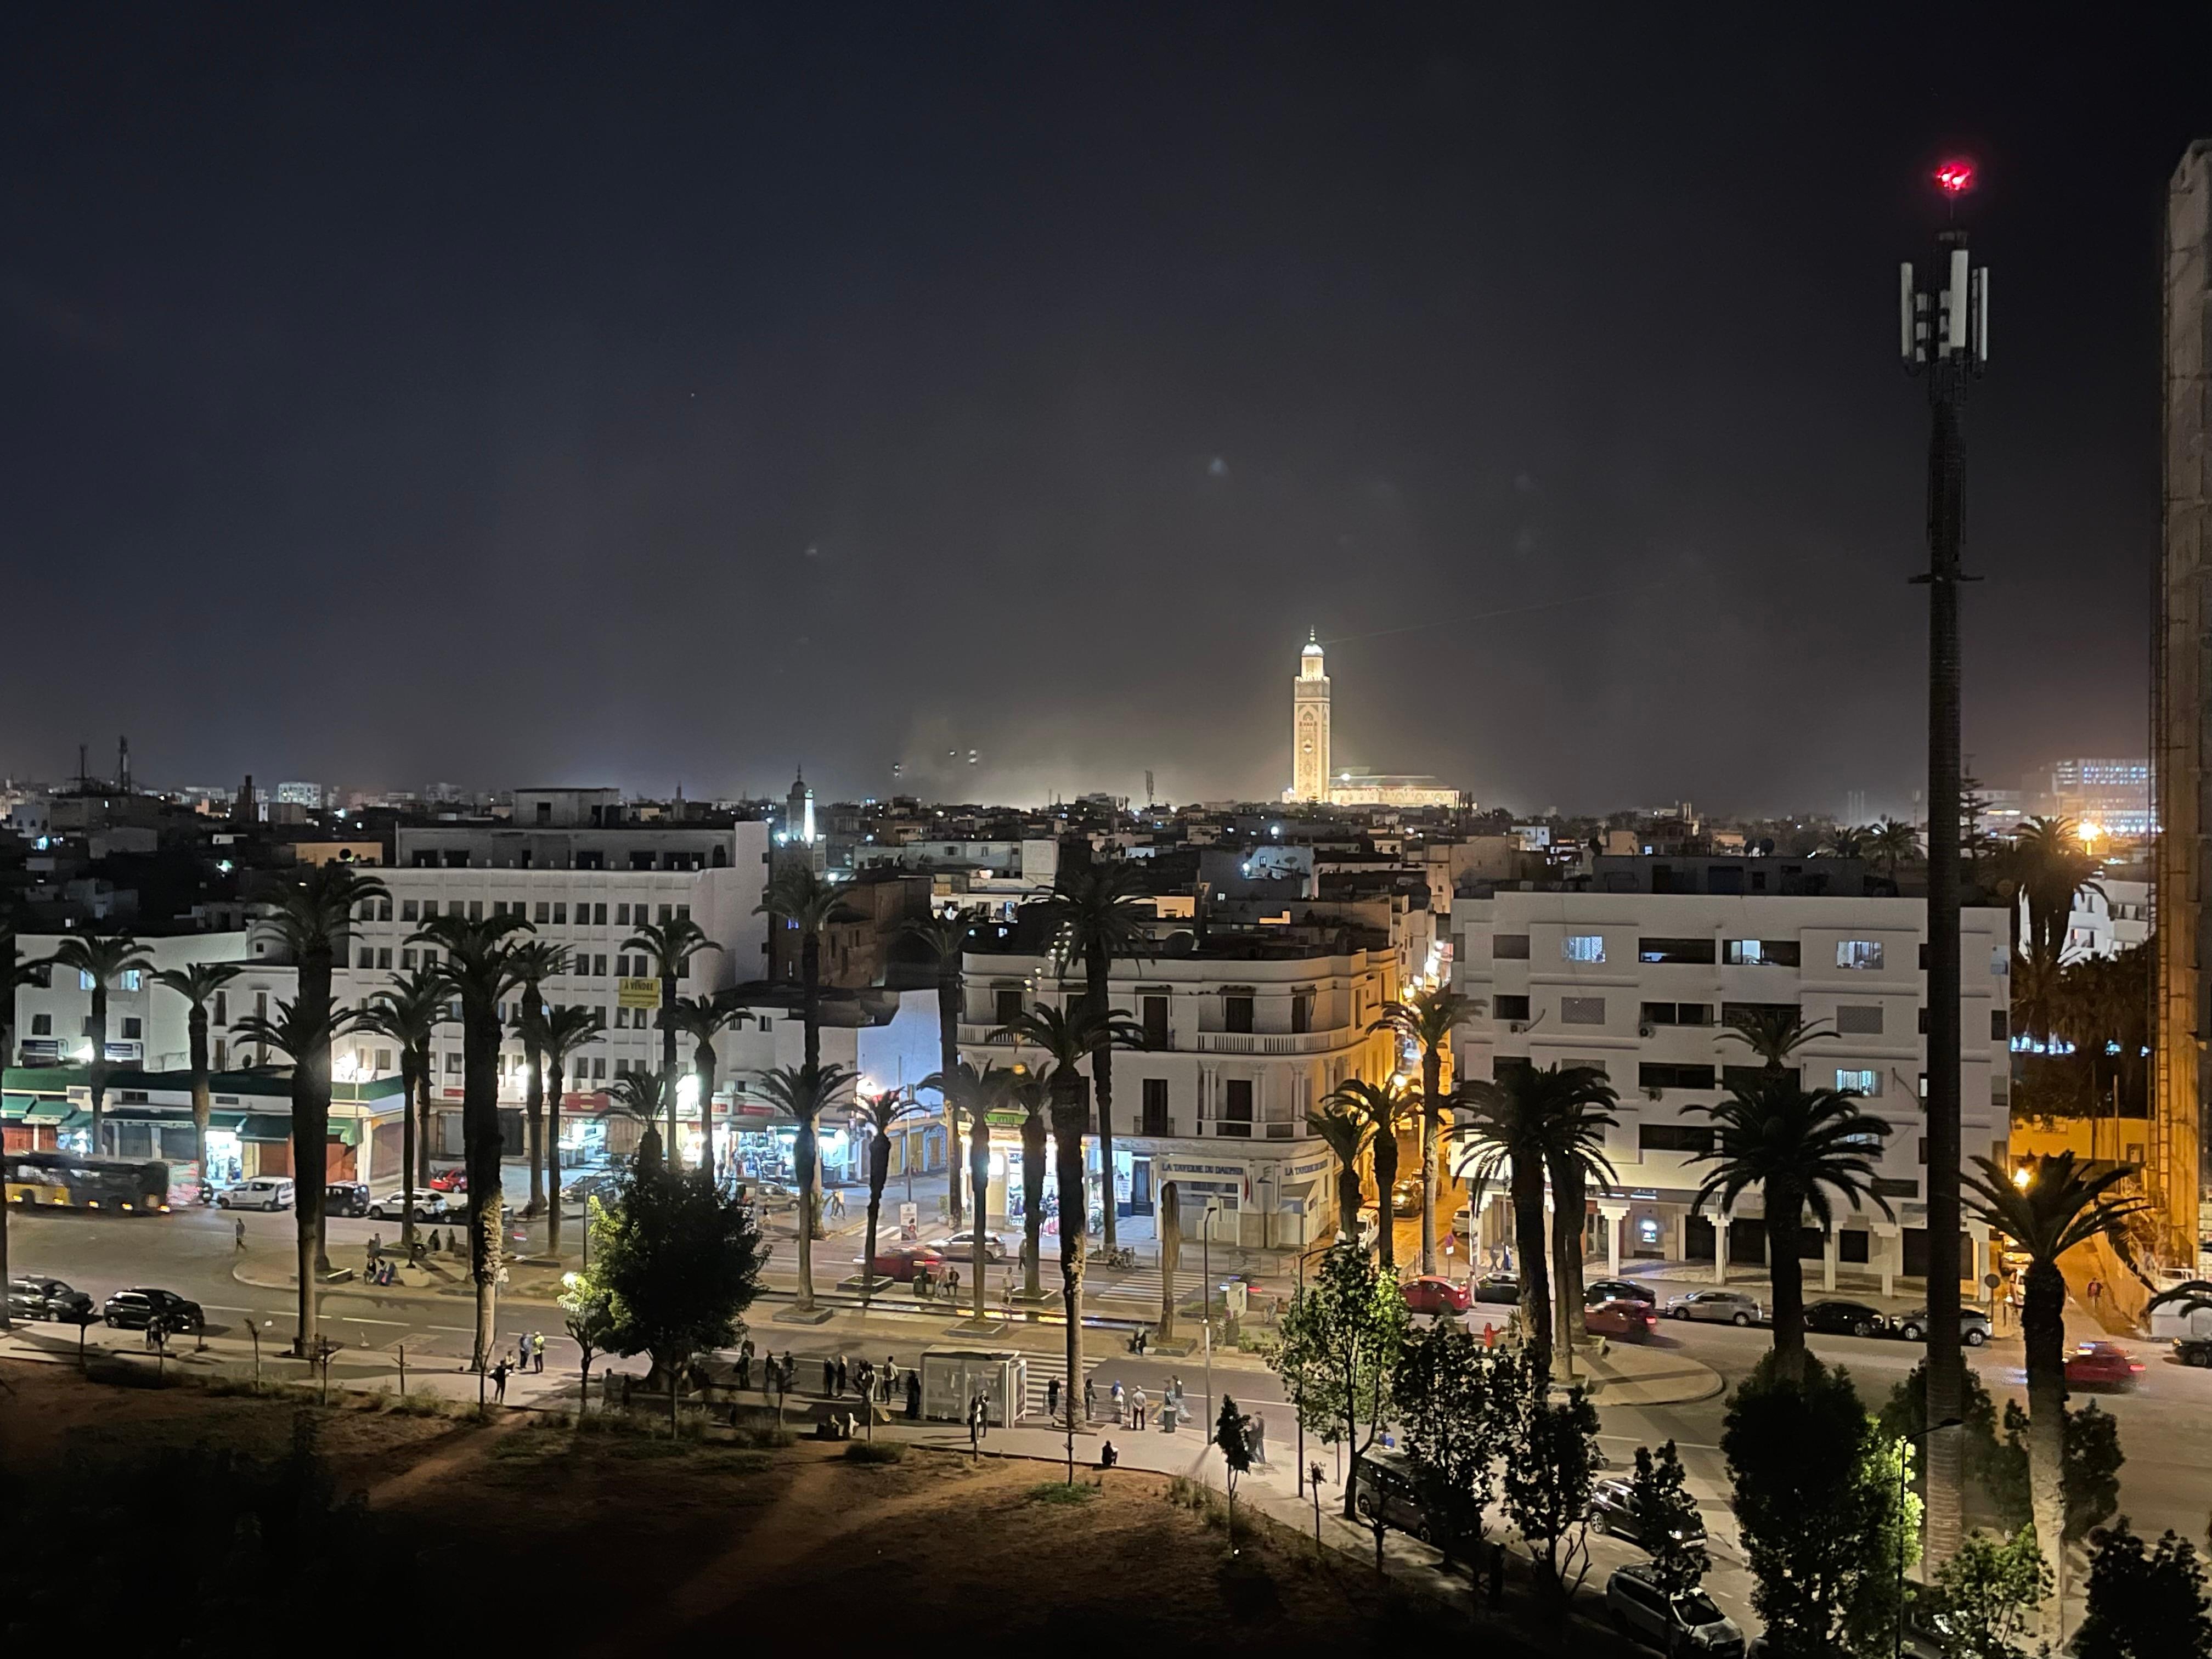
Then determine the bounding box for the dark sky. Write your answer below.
[7,8,2208,815]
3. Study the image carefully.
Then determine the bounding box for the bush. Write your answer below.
[1029,1480,1098,1505]
[843,1440,906,1464]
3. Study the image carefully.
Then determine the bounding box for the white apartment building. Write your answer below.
[955,936,1400,1248]
[1452,890,2013,1294]
[2048,878,2151,962]
[850,836,1059,915]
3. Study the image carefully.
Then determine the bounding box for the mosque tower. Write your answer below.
[1291,630,1330,803]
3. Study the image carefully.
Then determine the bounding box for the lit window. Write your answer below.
[1561,935,1606,964]
[120,970,143,992]
[1835,940,1885,970]
[1835,1068,1881,1096]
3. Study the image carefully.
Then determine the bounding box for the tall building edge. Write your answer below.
[2154,139,2212,1265]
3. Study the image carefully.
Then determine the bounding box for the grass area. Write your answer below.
[1028,1479,1099,1505]
[842,1438,906,1463]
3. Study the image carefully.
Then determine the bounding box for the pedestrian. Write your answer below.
[883,1355,899,1399]
[837,1355,849,1395]
[1487,1540,1505,1607]
[1098,1440,1118,1470]
[1131,1386,1148,1430]
[532,1331,545,1374]
[2087,1278,2104,1310]
[1047,1376,1062,1421]
[945,1263,960,1301]
[906,1370,921,1420]
[823,1356,837,1396]
[736,1351,751,1390]
[491,1359,511,1403]
[782,1350,795,1389]
[426,1228,441,1255]
[1251,1412,1267,1464]
[1110,1379,1125,1424]
[367,1229,382,1262]
[235,1217,247,1252]
[1083,1376,1097,1421]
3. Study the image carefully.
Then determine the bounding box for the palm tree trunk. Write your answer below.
[1765,1193,1809,1383]
[417,1073,433,1187]
[969,1108,992,1323]
[398,1057,419,1254]
[1085,941,1119,1253]
[695,1044,718,1181]
[1550,1161,1585,1379]
[289,1039,328,1357]
[1370,1119,1399,1271]
[1419,1048,1441,1276]
[802,935,821,1073]
[523,1037,545,1218]
[659,971,679,1153]
[464,999,503,1370]
[864,1136,889,1309]
[1021,1111,1046,1299]
[188,1008,212,1203]
[1511,1154,1552,1355]
[793,1110,818,1313]
[939,963,963,1227]
[544,1059,563,1256]
[298,942,337,1278]
[1337,1163,1365,1245]
[2022,1259,2069,1635]
[1053,1081,1090,1430]
[0,1010,10,1328]
[89,985,108,1152]
[1159,1182,1180,1340]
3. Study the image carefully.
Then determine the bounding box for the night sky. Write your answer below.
[8,8,2210,814]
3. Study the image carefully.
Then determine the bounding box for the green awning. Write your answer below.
[208,1111,247,1132]
[239,1115,291,1143]
[24,1103,70,1126]
[106,1106,194,1124]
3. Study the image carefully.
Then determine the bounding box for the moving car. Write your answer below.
[1585,1297,1659,1341]
[932,1229,1011,1263]
[2174,1336,2212,1368]
[1471,1273,1520,1306]
[367,1188,448,1221]
[427,1169,469,1193]
[218,1176,294,1211]
[1402,1274,1472,1316]
[1802,1299,1890,1339]
[1351,1450,1440,1543]
[325,1182,371,1218]
[2064,1341,2145,1390]
[1589,1477,1708,1550]
[863,1243,945,1282]
[7,1275,95,1322]
[1894,1306,1990,1346]
[1585,1278,1657,1307]
[1605,1564,1745,1656]
[1389,1177,1422,1218]
[103,1288,206,1334]
[1664,1290,1762,1327]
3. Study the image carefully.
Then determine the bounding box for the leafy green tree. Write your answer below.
[1215,1393,1254,1548]
[558,1265,619,1409]
[1689,1074,1893,1382]
[1266,1240,1407,1516]
[148,961,242,1200]
[1624,1441,1708,1600]
[357,969,445,1253]
[504,940,568,1212]
[903,910,982,1225]
[1922,1525,2049,1659]
[1499,1350,1602,1596]
[2072,1520,2212,1659]
[620,917,720,1161]
[752,1063,856,1312]
[565,1156,765,1434]
[1326,1077,1413,1271]
[537,1002,605,1255]
[1305,1101,1372,1245]
[1031,856,1154,1251]
[1369,986,1475,1275]
[0,936,49,1329]
[2054,1402,2123,1545]
[37,932,149,1149]
[1723,1353,1917,1658]
[1391,1317,1507,1566]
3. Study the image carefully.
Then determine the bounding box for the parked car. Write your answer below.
[325,1182,371,1217]
[1471,1273,1520,1306]
[2064,1340,2145,1390]
[103,1288,206,1334]
[7,1275,95,1322]
[1351,1451,1440,1543]
[932,1230,1011,1263]
[1585,1277,1657,1307]
[863,1244,945,1282]
[1803,1299,1891,1339]
[367,1188,448,1221]
[2175,1336,2212,1368]
[1589,1476,1708,1550]
[217,1177,295,1211]
[427,1169,469,1193]
[1389,1177,1422,1218]
[1605,1564,1745,1656]
[1893,1306,1990,1346]
[1403,1274,1472,1316]
[1664,1290,1762,1327]
[1585,1297,1660,1341]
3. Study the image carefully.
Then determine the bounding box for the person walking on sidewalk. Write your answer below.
[1047,1376,1062,1421]
[1130,1386,1148,1430]
[1084,1376,1097,1421]
[836,1355,849,1396]
[823,1356,837,1396]
[234,1217,247,1252]
[1250,1412,1267,1464]
[1110,1379,1125,1425]
[531,1332,545,1374]
[490,1359,511,1403]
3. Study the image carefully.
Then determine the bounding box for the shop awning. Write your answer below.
[106,1105,195,1124]
[208,1112,247,1133]
[24,1102,71,1125]
[239,1115,292,1143]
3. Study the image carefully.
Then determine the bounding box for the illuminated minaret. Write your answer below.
[1291,630,1330,802]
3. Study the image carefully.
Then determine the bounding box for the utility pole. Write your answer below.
[1900,156,1990,1567]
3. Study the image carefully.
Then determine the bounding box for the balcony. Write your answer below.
[1194,1030,1348,1056]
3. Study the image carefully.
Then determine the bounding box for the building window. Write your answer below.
[1724,939,1800,967]
[535,902,550,923]
[1639,1063,1716,1091]
[676,904,691,922]
[121,970,142,992]
[468,901,483,922]
[994,989,1024,1026]
[1493,934,1531,960]
[1142,995,1169,1048]
[375,948,391,969]
[592,904,607,925]
[1638,937,1716,965]
[1220,1079,1254,1137]
[1638,1123,1713,1155]
[1835,1004,1884,1035]
[1990,1009,2008,1040]
[1494,994,1532,1022]
[1224,995,1255,1034]
[658,904,674,924]
[213,1040,226,1069]
[1835,940,1886,970]
[78,970,94,991]
[1876,1177,1918,1198]
[592,955,608,978]
[402,899,419,922]
[1561,935,1606,964]
[1141,1079,1170,1136]
[31,1013,50,1036]
[1640,1001,1712,1027]
[445,1052,464,1074]
[1835,1068,1881,1096]
[358,947,374,969]
[554,902,567,924]
[374,1048,393,1071]
[1560,996,1606,1025]
[400,950,416,970]
[212,993,227,1026]
[1291,994,1312,1035]
[616,904,630,926]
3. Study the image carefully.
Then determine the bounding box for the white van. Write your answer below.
[218,1177,295,1211]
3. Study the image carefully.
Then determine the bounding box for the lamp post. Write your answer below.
[1900,158,1989,1565]
[1895,1417,1963,1657]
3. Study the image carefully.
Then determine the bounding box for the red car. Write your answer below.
[864,1244,945,1282]
[1403,1275,1472,1316]
[427,1169,468,1193]
[1585,1297,1660,1341]
[2064,1341,2145,1390]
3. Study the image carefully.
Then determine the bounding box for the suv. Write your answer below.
[2175,1336,2212,1368]
[1590,1477,1707,1551]
[1351,1451,1438,1543]
[1664,1290,1763,1327]
[326,1182,371,1217]
[7,1276,95,1323]
[368,1188,447,1221]
[103,1288,206,1335]
[1605,1564,1745,1656]
[218,1177,295,1211]
[1894,1306,1990,1346]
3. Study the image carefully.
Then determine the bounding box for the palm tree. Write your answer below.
[2015,815,2105,963]
[0,937,50,1331]
[1718,1005,1833,1074]
[357,969,445,1255]
[150,961,243,1203]
[261,864,388,1277]
[538,1003,605,1255]
[412,911,529,1371]
[2013,939,2066,1047]
[1964,1151,2146,1627]
[996,1000,1146,1434]
[1823,824,1870,859]
[1369,986,1472,1274]
[608,1071,669,1169]
[621,916,721,1163]
[1687,1075,1894,1382]
[1869,817,1921,876]
[756,864,851,1073]
[922,1058,1005,1323]
[1454,1062,1617,1358]
[232,997,365,1354]
[1031,858,1155,1253]
[1540,1085,1621,1378]
[856,1087,920,1308]
[1305,1101,1373,1245]
[505,941,568,1216]
[903,909,981,1226]
[753,1063,857,1314]
[1325,1078,1413,1271]
[37,932,150,1150]
[1009,1071,1049,1300]
[669,993,742,1178]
